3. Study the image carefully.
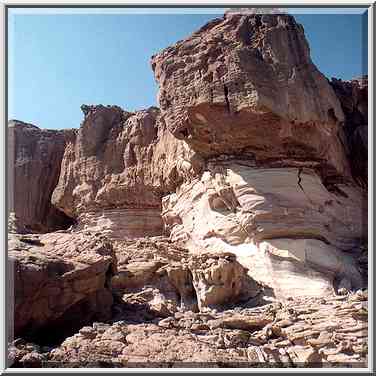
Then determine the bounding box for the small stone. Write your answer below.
[338,288,349,296]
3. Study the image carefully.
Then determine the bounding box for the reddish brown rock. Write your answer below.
[151,11,366,298]
[8,120,75,232]
[151,12,349,180]
[51,105,201,239]
[331,76,368,187]
[9,231,117,341]
[44,290,367,367]
[7,10,368,370]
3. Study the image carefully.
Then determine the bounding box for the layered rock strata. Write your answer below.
[162,164,365,297]
[7,9,368,369]
[151,12,350,180]
[51,105,201,239]
[151,12,367,297]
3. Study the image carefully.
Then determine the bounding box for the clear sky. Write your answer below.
[8,8,368,130]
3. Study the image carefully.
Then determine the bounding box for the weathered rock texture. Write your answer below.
[151,12,350,180]
[331,76,368,188]
[162,163,365,298]
[51,105,201,239]
[151,12,367,298]
[10,289,367,367]
[8,10,368,369]
[111,237,260,315]
[8,120,75,232]
[9,230,117,341]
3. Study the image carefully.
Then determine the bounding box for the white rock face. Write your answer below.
[76,209,163,239]
[162,163,365,298]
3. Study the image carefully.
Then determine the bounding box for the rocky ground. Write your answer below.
[8,233,368,368]
[9,274,368,367]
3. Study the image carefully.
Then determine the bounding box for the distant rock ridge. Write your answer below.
[8,120,76,232]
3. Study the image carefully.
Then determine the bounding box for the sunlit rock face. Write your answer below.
[162,162,365,298]
[51,105,202,239]
[7,10,369,369]
[151,12,349,181]
[151,11,366,298]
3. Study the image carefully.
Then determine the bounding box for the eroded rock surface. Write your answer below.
[151,12,367,298]
[151,12,349,180]
[331,76,368,187]
[7,10,368,370]
[11,289,367,367]
[162,162,365,298]
[111,237,260,316]
[8,120,75,232]
[9,230,117,341]
[51,105,201,239]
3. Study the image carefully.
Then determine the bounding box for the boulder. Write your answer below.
[9,230,117,341]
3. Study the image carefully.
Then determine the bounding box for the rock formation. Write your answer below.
[8,120,75,232]
[9,288,368,367]
[111,237,260,315]
[7,10,368,369]
[9,230,116,342]
[151,12,349,180]
[151,12,367,298]
[331,76,368,188]
[51,105,201,239]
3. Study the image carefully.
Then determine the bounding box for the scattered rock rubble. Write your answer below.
[9,288,367,368]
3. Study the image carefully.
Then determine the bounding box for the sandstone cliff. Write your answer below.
[51,105,201,239]
[151,12,349,180]
[8,120,75,232]
[151,12,367,298]
[331,76,368,187]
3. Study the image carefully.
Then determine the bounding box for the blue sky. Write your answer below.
[8,8,368,130]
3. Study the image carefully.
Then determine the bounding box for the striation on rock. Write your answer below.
[51,105,202,239]
[7,9,368,369]
[151,12,367,298]
[162,161,365,298]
